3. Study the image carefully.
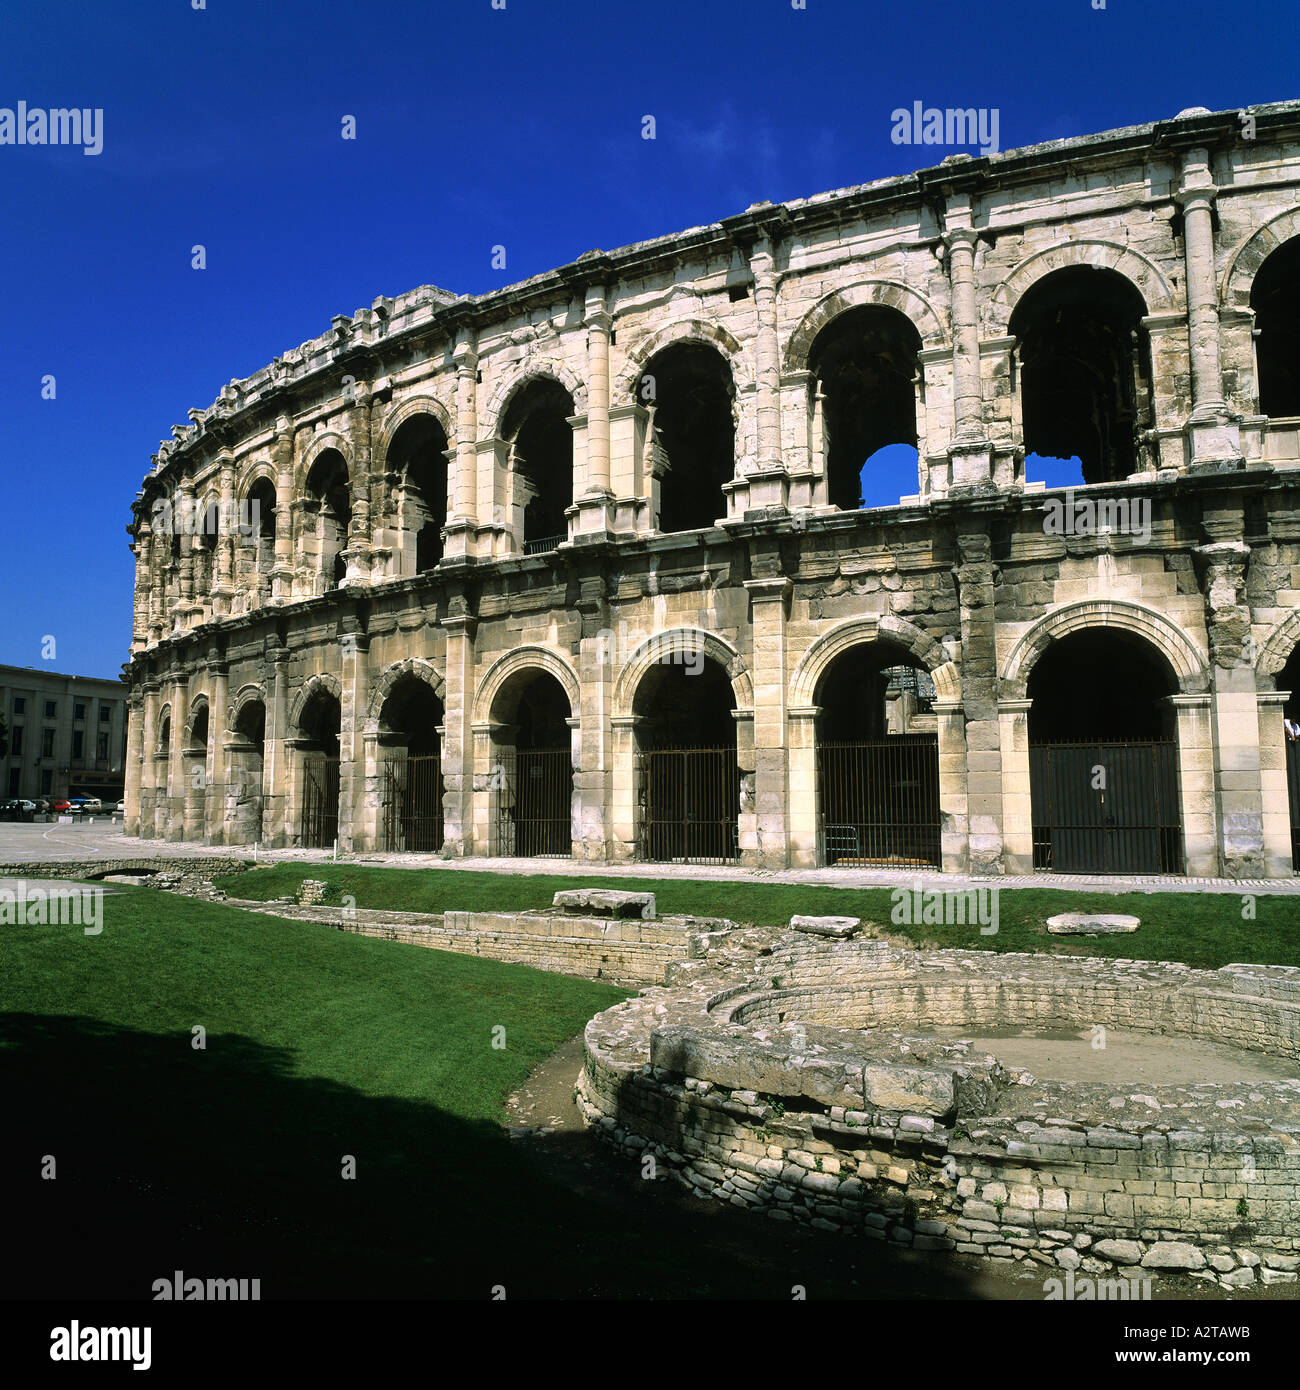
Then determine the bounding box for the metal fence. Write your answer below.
[301,755,340,849]
[492,748,572,857]
[638,747,740,865]
[1030,739,1182,874]
[817,735,940,867]
[382,753,444,853]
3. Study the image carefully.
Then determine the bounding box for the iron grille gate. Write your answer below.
[638,747,740,865]
[1030,739,1182,874]
[493,748,572,857]
[1287,736,1300,869]
[818,735,941,867]
[301,755,340,849]
[382,754,444,852]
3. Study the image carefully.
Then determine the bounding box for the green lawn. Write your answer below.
[4,886,968,1300]
[215,863,1300,970]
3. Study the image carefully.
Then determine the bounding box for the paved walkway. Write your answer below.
[3,820,1299,896]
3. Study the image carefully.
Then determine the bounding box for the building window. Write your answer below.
[13,697,24,714]
[74,702,86,720]
[39,769,52,795]
[41,728,54,758]
[11,726,23,756]
[7,769,19,796]
[72,731,84,761]
[96,732,109,760]
[44,700,57,718]
[100,705,111,723]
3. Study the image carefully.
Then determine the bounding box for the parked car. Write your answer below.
[34,799,50,813]
[116,800,125,813]
[52,799,72,813]
[79,798,103,814]
[0,799,34,821]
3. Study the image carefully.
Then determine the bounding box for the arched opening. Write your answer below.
[634,657,739,864]
[637,342,735,534]
[501,379,574,554]
[1278,646,1300,869]
[387,416,449,574]
[243,479,277,604]
[814,643,939,867]
[297,688,341,848]
[1252,236,1300,418]
[808,306,921,511]
[184,703,210,838]
[1027,628,1182,873]
[305,450,352,590]
[378,676,445,852]
[489,670,572,857]
[1012,267,1152,486]
[229,699,265,844]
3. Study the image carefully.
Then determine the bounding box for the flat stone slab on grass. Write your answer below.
[1046,913,1139,935]
[553,889,656,920]
[790,915,861,938]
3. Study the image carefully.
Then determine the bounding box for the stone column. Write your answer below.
[945,202,994,488]
[786,706,819,868]
[445,328,479,560]
[204,661,229,845]
[124,692,145,837]
[131,525,152,653]
[1168,693,1217,875]
[175,483,197,631]
[337,629,369,852]
[1179,149,1242,466]
[575,578,613,859]
[166,674,189,841]
[1257,691,1292,876]
[610,714,640,860]
[136,680,160,838]
[440,611,476,855]
[1196,538,1265,876]
[735,708,758,866]
[341,392,374,585]
[573,286,615,538]
[744,576,791,867]
[271,418,296,601]
[212,458,235,616]
[741,236,786,514]
[263,640,290,847]
[996,699,1032,874]
[953,528,1005,872]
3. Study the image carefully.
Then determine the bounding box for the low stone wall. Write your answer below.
[2,857,252,882]
[232,900,698,987]
[577,928,1300,1289]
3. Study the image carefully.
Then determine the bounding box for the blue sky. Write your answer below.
[1,0,1296,678]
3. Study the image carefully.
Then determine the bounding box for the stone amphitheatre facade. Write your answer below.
[125,101,1300,879]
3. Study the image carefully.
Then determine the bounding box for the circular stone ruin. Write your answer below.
[576,920,1300,1289]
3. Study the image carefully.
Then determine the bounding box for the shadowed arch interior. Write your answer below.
[489,669,572,857]
[387,415,449,572]
[633,659,739,864]
[305,449,352,589]
[1252,236,1300,418]
[501,379,574,551]
[638,342,735,534]
[231,699,266,843]
[809,305,921,511]
[379,675,445,852]
[1011,267,1151,485]
[244,478,277,600]
[1027,628,1182,873]
[813,642,939,867]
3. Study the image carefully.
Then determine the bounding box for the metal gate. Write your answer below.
[638,747,740,865]
[1030,739,1182,874]
[382,754,444,852]
[1286,735,1300,869]
[492,748,571,857]
[301,755,340,849]
[818,735,940,867]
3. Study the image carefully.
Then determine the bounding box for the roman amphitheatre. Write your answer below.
[98,102,1300,1289]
